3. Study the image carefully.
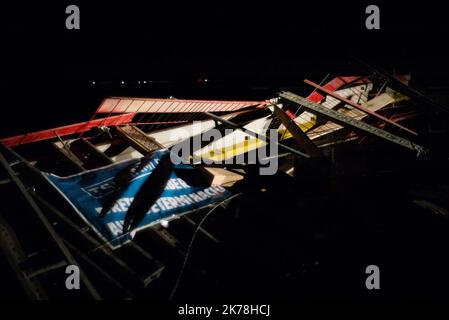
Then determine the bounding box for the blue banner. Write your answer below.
[44,149,231,249]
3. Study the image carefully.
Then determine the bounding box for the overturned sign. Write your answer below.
[44,149,231,249]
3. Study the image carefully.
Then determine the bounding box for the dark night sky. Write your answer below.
[3,1,449,135]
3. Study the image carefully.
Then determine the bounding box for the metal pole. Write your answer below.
[203,112,310,159]
[0,146,102,300]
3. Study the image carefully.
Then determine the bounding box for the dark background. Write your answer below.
[3,1,449,136]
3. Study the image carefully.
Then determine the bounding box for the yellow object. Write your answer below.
[199,118,316,162]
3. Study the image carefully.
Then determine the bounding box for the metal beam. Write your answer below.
[52,143,86,172]
[31,193,152,285]
[304,79,418,136]
[0,147,101,299]
[279,91,428,155]
[63,239,134,298]
[26,260,68,279]
[271,104,322,157]
[203,112,310,159]
[114,125,164,155]
[115,124,228,250]
[0,214,48,299]
[69,138,113,168]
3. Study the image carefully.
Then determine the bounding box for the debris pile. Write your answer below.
[1,62,448,299]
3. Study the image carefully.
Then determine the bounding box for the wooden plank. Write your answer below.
[26,260,68,279]
[363,93,395,110]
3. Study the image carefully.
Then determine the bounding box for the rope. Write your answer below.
[168,192,242,300]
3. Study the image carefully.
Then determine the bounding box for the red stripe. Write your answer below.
[1,114,134,147]
[97,98,264,113]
